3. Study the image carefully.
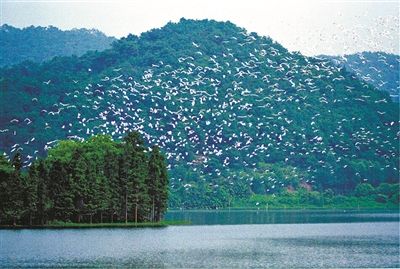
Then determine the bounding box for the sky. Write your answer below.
[1,0,399,56]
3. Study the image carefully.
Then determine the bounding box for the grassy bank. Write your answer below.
[0,220,190,229]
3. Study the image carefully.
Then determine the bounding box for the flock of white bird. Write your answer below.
[1,29,398,191]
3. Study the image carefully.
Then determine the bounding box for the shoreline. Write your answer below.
[167,207,399,212]
[0,220,190,230]
[2,209,398,229]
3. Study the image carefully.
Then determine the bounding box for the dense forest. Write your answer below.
[233,182,399,209]
[0,131,169,225]
[0,19,398,209]
[322,52,399,102]
[0,24,115,67]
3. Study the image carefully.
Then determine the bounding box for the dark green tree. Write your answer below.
[354,183,375,197]
[70,149,89,223]
[0,133,170,225]
[0,155,15,224]
[123,131,150,222]
[1,152,25,225]
[148,145,169,221]
[104,150,121,222]
[48,159,74,221]
[118,153,129,223]
[24,163,39,225]
[36,159,49,225]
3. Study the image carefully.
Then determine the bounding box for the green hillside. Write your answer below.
[0,24,115,67]
[322,52,399,102]
[0,19,398,208]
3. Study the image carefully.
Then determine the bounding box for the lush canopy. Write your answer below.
[0,132,169,225]
[0,24,115,67]
[0,19,398,208]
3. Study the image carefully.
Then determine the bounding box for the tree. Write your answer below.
[70,150,89,223]
[376,183,398,198]
[12,152,22,172]
[0,133,170,225]
[148,146,169,221]
[0,155,15,224]
[48,159,74,221]
[104,150,121,222]
[3,152,25,225]
[118,153,129,223]
[354,183,375,197]
[36,159,49,225]
[24,163,39,225]
[123,131,150,223]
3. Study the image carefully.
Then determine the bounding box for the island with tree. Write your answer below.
[0,131,170,227]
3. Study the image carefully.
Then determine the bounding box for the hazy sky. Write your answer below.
[1,0,399,56]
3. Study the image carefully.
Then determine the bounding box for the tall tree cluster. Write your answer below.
[0,132,169,225]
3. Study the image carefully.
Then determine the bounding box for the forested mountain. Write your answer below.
[0,19,398,208]
[0,24,115,67]
[321,52,399,102]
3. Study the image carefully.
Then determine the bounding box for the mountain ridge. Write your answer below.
[0,24,116,67]
[1,18,398,208]
[319,52,399,102]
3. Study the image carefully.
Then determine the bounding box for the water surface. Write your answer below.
[0,211,399,268]
[165,209,399,225]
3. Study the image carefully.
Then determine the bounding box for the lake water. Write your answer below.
[1,211,399,268]
[165,209,400,225]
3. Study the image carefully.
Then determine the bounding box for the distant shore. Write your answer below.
[168,207,399,211]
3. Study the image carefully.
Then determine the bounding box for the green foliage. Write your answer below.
[0,19,398,209]
[123,132,150,222]
[0,24,115,67]
[233,183,399,209]
[323,52,399,101]
[375,194,387,203]
[0,154,24,224]
[354,183,375,197]
[0,132,169,225]
[148,146,169,221]
[376,183,399,197]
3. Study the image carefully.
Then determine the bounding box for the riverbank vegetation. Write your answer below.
[0,131,169,226]
[232,183,399,209]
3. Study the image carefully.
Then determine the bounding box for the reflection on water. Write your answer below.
[165,209,400,225]
[0,212,399,268]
